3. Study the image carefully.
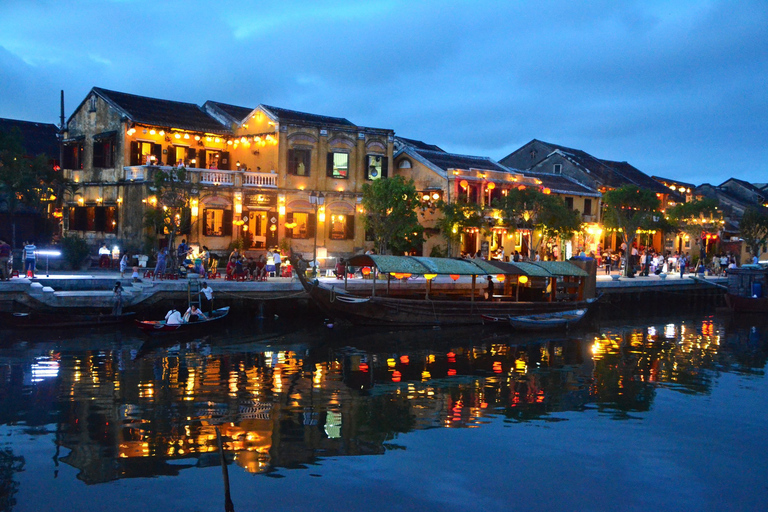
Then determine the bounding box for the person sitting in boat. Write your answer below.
[165,309,183,325]
[183,304,207,323]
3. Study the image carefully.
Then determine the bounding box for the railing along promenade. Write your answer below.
[123,165,277,188]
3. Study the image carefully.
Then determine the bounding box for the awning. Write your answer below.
[345,255,493,276]
[534,261,588,277]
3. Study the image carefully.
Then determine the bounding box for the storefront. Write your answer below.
[244,192,277,249]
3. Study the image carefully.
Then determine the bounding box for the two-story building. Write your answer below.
[61,87,393,264]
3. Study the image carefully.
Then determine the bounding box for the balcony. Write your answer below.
[199,170,234,186]
[122,166,277,189]
[243,171,277,188]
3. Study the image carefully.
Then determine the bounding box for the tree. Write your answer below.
[666,198,722,258]
[497,188,582,259]
[602,185,661,276]
[435,201,484,256]
[0,127,57,248]
[739,207,768,260]
[143,166,192,267]
[361,176,424,254]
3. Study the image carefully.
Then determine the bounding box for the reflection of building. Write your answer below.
[61,87,392,263]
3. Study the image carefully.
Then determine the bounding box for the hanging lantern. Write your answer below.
[450,274,460,281]
[496,274,506,282]
[487,182,496,190]
[542,188,551,194]
[518,185,526,190]
[518,275,529,284]
[424,273,437,280]
[361,267,372,276]
[460,179,469,189]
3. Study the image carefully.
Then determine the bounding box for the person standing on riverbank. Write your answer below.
[0,239,10,281]
[23,241,36,278]
[153,248,167,280]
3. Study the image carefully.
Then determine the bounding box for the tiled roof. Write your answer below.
[600,160,669,194]
[395,136,444,152]
[92,87,229,133]
[720,177,765,197]
[414,149,510,173]
[0,118,59,158]
[521,171,602,197]
[260,105,355,127]
[204,101,254,124]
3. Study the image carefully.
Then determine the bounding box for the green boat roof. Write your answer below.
[533,261,589,277]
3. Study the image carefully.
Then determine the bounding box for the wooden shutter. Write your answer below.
[152,143,163,164]
[92,140,104,168]
[308,213,316,238]
[346,215,355,240]
[202,209,210,236]
[327,152,334,177]
[187,148,196,167]
[223,209,233,236]
[198,149,206,168]
[129,142,140,166]
[381,156,389,178]
[285,212,293,238]
[220,151,230,170]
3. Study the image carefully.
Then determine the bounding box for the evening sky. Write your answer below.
[0,0,766,185]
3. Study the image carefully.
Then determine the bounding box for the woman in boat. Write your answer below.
[183,304,207,323]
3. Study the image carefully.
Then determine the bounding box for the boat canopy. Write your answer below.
[345,255,588,278]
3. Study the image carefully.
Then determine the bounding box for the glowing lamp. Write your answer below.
[278,205,286,216]
[423,194,430,201]
[487,182,495,190]
[424,273,437,280]
[518,275,529,284]
[159,130,165,136]
[174,133,181,139]
[269,224,276,231]
[392,371,402,383]
[450,274,460,281]
[392,273,411,279]
[361,267,372,276]
[542,188,551,194]
[496,274,506,282]
[460,179,469,189]
[432,192,440,200]
[149,129,156,135]
[518,185,526,190]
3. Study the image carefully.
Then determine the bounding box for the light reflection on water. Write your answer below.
[0,315,766,504]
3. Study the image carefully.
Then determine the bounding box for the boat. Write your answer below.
[294,254,598,327]
[483,308,587,331]
[3,311,136,329]
[724,264,768,313]
[135,306,230,333]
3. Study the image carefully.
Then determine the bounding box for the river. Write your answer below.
[0,313,766,511]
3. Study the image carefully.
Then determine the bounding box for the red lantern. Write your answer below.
[361,267,371,276]
[460,179,469,189]
[450,274,460,281]
[487,182,496,190]
[392,371,402,383]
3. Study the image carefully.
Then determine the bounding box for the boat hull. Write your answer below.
[508,309,587,331]
[725,293,768,313]
[136,307,230,333]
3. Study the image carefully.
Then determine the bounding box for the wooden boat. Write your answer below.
[508,308,587,331]
[724,265,768,313]
[135,307,230,333]
[3,311,135,329]
[294,255,598,327]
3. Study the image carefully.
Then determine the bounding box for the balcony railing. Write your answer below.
[243,172,277,188]
[199,170,234,186]
[124,166,146,181]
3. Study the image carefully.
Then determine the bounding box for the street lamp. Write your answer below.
[309,191,325,277]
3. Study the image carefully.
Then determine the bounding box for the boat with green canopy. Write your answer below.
[294,254,597,326]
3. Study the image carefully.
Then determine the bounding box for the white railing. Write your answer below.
[124,166,146,181]
[200,170,234,186]
[243,172,277,188]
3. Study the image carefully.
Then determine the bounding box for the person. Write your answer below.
[120,254,129,278]
[334,257,346,279]
[679,253,687,278]
[99,244,111,268]
[183,304,207,323]
[534,252,541,262]
[255,255,267,280]
[753,253,759,265]
[153,248,167,280]
[228,247,240,264]
[112,281,123,316]
[23,240,36,277]
[235,256,244,279]
[132,266,141,283]
[0,239,10,281]
[513,250,521,262]
[226,257,237,278]
[201,246,210,274]
[165,308,183,325]
[719,254,728,275]
[177,239,190,262]
[643,251,652,277]
[484,276,494,300]
[273,249,282,277]
[200,281,213,313]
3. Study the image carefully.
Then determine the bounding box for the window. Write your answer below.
[203,208,232,236]
[583,199,592,216]
[565,197,574,210]
[327,152,349,178]
[92,137,115,168]
[285,212,315,239]
[553,164,562,174]
[68,206,117,232]
[329,214,355,240]
[288,149,311,176]
[169,146,198,167]
[129,141,162,166]
[366,155,388,180]
[63,143,84,169]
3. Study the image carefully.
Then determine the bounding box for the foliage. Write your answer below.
[667,198,722,238]
[362,176,424,254]
[435,201,484,256]
[61,233,90,269]
[143,166,192,267]
[0,126,58,247]
[429,244,449,258]
[739,207,768,258]
[497,188,582,255]
[602,186,661,275]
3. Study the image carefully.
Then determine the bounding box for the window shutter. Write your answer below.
[220,151,230,170]
[326,152,334,177]
[287,149,296,174]
[128,141,140,166]
[151,143,162,164]
[308,213,316,238]
[346,215,355,240]
[303,150,311,176]
[198,149,206,168]
[223,209,233,236]
[202,209,210,236]
[94,206,106,232]
[92,141,103,168]
[381,156,389,178]
[187,148,196,166]
[285,212,293,238]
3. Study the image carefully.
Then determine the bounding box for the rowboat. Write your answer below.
[135,307,230,333]
[294,255,597,327]
[3,311,136,329]
[482,308,587,331]
[724,265,768,313]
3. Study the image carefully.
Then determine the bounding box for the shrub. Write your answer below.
[61,234,90,270]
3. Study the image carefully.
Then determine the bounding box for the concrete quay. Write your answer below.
[0,268,727,315]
